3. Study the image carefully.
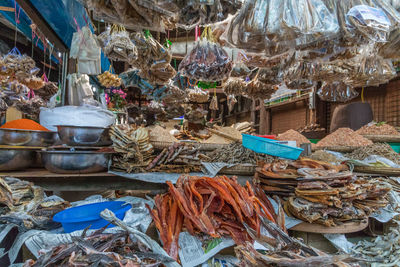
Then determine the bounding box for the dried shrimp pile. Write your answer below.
[277,129,310,147]
[223,77,246,96]
[315,128,373,148]
[205,142,274,164]
[356,122,400,136]
[347,143,400,164]
[110,125,154,173]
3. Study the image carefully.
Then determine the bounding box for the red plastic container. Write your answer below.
[257,135,276,140]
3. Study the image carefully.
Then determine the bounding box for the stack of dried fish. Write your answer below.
[352,221,400,265]
[146,143,207,173]
[205,142,275,165]
[223,77,246,96]
[255,159,350,196]
[110,125,154,173]
[356,122,400,136]
[35,81,59,101]
[315,128,373,148]
[23,225,171,266]
[347,143,400,165]
[179,38,233,82]
[147,175,279,260]
[235,217,352,267]
[286,177,391,226]
[0,177,70,231]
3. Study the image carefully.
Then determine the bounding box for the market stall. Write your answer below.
[2,0,400,266]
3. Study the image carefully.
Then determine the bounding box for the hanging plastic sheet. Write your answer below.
[317,81,359,103]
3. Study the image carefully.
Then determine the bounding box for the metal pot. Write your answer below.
[56,126,112,147]
[0,149,35,171]
[41,150,111,174]
[0,129,56,147]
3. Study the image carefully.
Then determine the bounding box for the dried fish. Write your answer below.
[347,143,400,165]
[356,122,400,136]
[148,175,278,260]
[277,130,310,147]
[111,124,154,173]
[205,142,275,165]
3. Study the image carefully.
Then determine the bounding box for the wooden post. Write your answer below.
[259,104,267,135]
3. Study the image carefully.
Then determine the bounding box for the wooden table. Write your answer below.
[0,169,252,193]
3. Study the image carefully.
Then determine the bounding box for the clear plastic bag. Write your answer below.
[230,62,251,78]
[227,94,237,112]
[346,5,392,42]
[223,77,246,96]
[209,95,219,110]
[102,25,137,63]
[317,81,359,103]
[179,30,233,81]
[187,86,209,103]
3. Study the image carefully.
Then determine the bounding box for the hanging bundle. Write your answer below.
[187,86,209,103]
[101,24,137,64]
[223,77,246,96]
[209,89,219,110]
[179,26,233,82]
[97,68,122,88]
[227,94,237,112]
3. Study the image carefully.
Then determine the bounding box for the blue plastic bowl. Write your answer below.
[242,134,303,160]
[53,201,131,233]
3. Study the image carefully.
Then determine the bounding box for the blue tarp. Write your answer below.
[0,0,110,71]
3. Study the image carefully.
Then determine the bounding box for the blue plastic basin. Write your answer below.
[242,134,303,160]
[53,201,131,233]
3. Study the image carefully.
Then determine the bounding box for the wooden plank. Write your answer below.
[265,95,309,109]
[15,0,68,52]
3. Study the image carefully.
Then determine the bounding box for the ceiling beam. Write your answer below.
[15,0,68,52]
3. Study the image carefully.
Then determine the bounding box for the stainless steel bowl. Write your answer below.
[0,129,56,147]
[0,149,35,171]
[40,151,111,174]
[56,125,112,147]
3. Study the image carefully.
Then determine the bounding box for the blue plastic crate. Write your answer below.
[242,134,303,160]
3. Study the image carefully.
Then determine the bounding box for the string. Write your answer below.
[14,0,20,48]
[361,87,365,102]
[48,43,54,79]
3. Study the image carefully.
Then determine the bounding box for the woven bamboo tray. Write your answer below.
[219,164,256,176]
[291,220,368,234]
[354,166,400,176]
[151,141,229,151]
[312,146,358,153]
[362,135,400,143]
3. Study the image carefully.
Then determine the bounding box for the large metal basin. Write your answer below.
[0,149,35,171]
[0,129,56,147]
[56,126,112,147]
[41,151,111,174]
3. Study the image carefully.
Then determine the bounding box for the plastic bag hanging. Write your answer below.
[179,26,233,82]
[101,24,137,63]
[227,94,237,112]
[230,53,251,78]
[187,86,209,103]
[209,89,219,110]
[317,81,359,103]
[223,77,246,96]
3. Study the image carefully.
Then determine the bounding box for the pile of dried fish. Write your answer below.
[0,177,70,231]
[309,150,342,164]
[205,142,274,165]
[0,50,39,82]
[146,143,207,173]
[147,175,279,260]
[179,39,233,82]
[110,124,154,173]
[223,77,246,96]
[23,225,170,266]
[286,177,391,226]
[236,217,352,267]
[35,81,59,101]
[255,159,350,196]
[352,220,400,265]
[347,143,400,165]
[315,128,373,148]
[277,129,310,147]
[356,122,400,136]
